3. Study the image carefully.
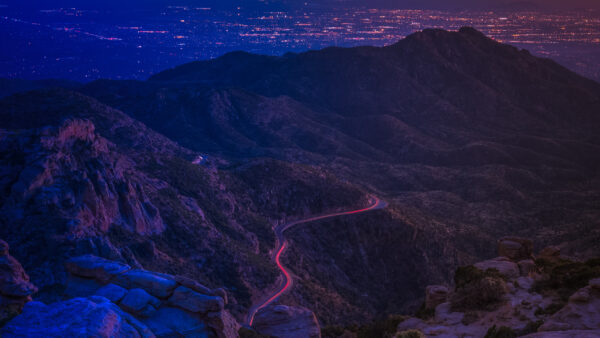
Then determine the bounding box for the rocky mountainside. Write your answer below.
[78,27,600,324]
[1,27,600,335]
[0,89,368,322]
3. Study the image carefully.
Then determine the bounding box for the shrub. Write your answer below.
[533,258,600,300]
[451,266,508,311]
[484,325,517,338]
[354,315,408,338]
[395,329,426,338]
[414,302,435,320]
[238,327,271,338]
[321,325,347,338]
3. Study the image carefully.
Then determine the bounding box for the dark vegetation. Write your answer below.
[534,258,600,300]
[451,266,507,311]
[322,315,407,338]
[484,325,517,338]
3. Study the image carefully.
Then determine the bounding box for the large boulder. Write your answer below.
[1,296,155,337]
[119,288,160,317]
[95,283,128,303]
[498,237,533,261]
[474,257,520,279]
[253,305,321,338]
[167,286,224,313]
[144,307,215,337]
[174,275,213,295]
[113,269,177,299]
[65,255,131,284]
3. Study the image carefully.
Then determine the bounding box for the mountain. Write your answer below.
[0,88,369,321]
[1,27,600,334]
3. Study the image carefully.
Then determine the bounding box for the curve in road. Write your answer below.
[246,196,387,326]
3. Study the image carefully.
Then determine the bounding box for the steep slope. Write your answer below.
[0,89,370,321]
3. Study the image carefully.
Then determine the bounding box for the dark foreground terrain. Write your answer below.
[1,27,600,336]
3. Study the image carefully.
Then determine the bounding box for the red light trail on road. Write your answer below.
[246,197,387,327]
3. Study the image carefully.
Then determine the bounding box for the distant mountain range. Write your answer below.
[1,27,599,329]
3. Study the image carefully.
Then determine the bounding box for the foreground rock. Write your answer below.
[1,296,154,337]
[395,238,600,337]
[253,305,321,338]
[3,255,240,337]
[0,239,37,325]
[538,278,600,332]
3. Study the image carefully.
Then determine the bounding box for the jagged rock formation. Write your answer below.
[394,239,600,337]
[2,297,155,338]
[538,278,600,332]
[0,89,368,318]
[0,240,37,325]
[253,305,321,338]
[2,254,239,337]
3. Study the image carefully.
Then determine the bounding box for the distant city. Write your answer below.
[1,4,599,81]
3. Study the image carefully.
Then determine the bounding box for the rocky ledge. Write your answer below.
[1,252,322,338]
[2,254,238,337]
[396,237,600,337]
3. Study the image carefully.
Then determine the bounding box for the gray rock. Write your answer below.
[64,274,103,299]
[119,288,160,317]
[167,286,224,313]
[175,275,212,295]
[211,288,229,305]
[539,282,600,332]
[65,255,130,284]
[253,305,320,338]
[1,297,155,338]
[144,307,213,337]
[474,257,520,279]
[114,269,177,299]
[95,283,128,303]
[498,237,533,261]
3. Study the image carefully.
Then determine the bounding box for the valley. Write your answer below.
[1,27,600,337]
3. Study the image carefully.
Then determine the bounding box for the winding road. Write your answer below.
[246,197,387,326]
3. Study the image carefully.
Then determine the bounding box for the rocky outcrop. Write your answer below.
[395,238,600,337]
[1,296,155,337]
[253,305,321,338]
[498,237,533,261]
[538,278,600,332]
[65,254,131,284]
[3,255,240,337]
[167,286,224,313]
[474,256,520,279]
[0,240,37,325]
